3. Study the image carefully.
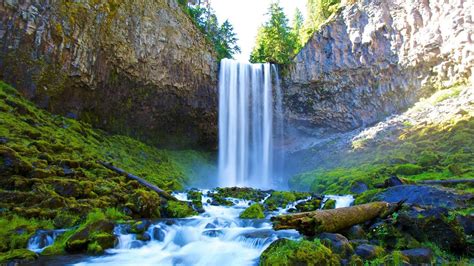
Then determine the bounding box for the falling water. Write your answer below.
[218,59,282,188]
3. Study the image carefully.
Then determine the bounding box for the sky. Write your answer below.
[210,0,307,62]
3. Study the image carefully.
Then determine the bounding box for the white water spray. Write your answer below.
[218,59,282,188]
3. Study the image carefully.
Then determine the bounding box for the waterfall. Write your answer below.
[218,59,282,188]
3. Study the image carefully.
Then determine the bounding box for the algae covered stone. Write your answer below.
[259,238,340,266]
[239,204,265,219]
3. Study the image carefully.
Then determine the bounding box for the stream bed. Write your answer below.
[31,191,354,266]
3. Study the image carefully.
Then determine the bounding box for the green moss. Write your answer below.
[259,239,340,266]
[395,164,424,176]
[239,203,265,219]
[86,241,103,254]
[164,201,197,218]
[0,215,53,252]
[0,249,38,263]
[265,191,311,211]
[323,199,336,210]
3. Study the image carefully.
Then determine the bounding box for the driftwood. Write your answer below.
[272,201,401,236]
[418,179,474,185]
[99,161,178,201]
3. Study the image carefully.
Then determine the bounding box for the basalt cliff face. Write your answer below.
[284,0,473,133]
[0,0,218,148]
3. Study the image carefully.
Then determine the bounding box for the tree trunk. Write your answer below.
[272,201,399,236]
[98,161,178,201]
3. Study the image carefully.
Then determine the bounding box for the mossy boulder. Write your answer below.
[354,244,385,260]
[239,204,265,219]
[259,238,340,266]
[264,191,311,211]
[164,201,197,218]
[294,197,322,212]
[0,249,38,263]
[129,189,162,218]
[323,199,336,210]
[214,187,269,202]
[65,220,115,253]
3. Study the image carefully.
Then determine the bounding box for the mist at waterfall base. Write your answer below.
[218,59,285,189]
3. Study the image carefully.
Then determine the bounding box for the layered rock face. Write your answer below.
[0,0,218,147]
[285,0,473,132]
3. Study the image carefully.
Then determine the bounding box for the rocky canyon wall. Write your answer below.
[285,0,473,133]
[0,0,218,148]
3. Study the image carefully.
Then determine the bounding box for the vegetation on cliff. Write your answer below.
[290,84,474,196]
[251,0,342,64]
[0,81,203,257]
[179,1,240,60]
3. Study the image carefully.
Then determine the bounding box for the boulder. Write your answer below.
[319,233,354,257]
[65,220,115,253]
[152,227,166,241]
[342,225,366,240]
[375,185,473,209]
[401,248,433,264]
[398,206,468,254]
[355,244,384,260]
[350,182,368,194]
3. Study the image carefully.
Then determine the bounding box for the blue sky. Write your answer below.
[211,0,307,61]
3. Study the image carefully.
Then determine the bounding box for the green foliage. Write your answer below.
[165,201,197,218]
[259,238,340,266]
[181,3,240,60]
[0,215,53,252]
[395,164,424,176]
[250,2,299,64]
[289,84,473,195]
[0,249,38,263]
[265,191,311,211]
[323,199,336,209]
[302,0,341,43]
[239,204,265,219]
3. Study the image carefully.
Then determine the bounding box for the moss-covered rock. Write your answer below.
[0,249,38,263]
[214,187,269,202]
[395,164,424,176]
[323,199,336,210]
[164,201,197,218]
[294,197,322,212]
[259,238,341,266]
[65,220,115,253]
[129,189,162,218]
[239,204,265,219]
[264,191,311,211]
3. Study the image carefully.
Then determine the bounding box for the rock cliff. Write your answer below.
[0,0,218,148]
[284,0,473,132]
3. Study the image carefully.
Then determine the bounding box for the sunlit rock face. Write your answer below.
[285,0,473,132]
[0,0,218,147]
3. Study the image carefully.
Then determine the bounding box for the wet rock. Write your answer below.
[202,229,223,238]
[0,137,8,144]
[239,203,265,219]
[137,232,151,242]
[319,233,354,257]
[355,244,384,260]
[131,220,151,234]
[214,187,270,202]
[130,241,144,249]
[152,227,166,241]
[401,248,433,264]
[65,220,114,253]
[375,185,473,209]
[295,197,323,212]
[204,223,216,229]
[350,182,368,194]
[62,165,75,176]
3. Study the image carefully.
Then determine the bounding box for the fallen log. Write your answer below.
[98,161,178,201]
[272,201,401,236]
[418,179,474,185]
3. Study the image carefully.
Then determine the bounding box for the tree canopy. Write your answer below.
[179,1,241,60]
[250,0,341,65]
[250,2,298,65]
